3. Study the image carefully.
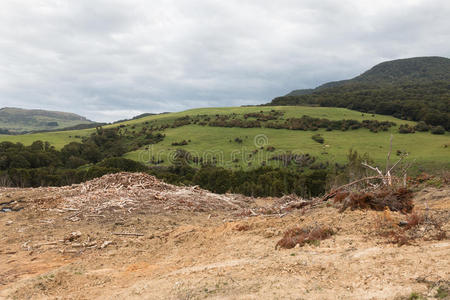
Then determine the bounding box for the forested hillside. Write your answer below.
[269,57,450,130]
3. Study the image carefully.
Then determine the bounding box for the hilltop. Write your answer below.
[286,56,450,95]
[0,107,95,134]
[273,57,450,130]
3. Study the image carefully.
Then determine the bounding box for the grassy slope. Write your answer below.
[0,106,447,171]
[0,106,414,146]
[121,106,414,124]
[124,125,450,172]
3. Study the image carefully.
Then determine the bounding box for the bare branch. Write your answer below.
[320,176,383,201]
[386,134,393,173]
[388,154,407,174]
[362,162,383,176]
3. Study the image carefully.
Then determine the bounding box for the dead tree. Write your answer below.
[361,135,411,188]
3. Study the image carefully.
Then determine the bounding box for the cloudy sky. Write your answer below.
[0,0,449,122]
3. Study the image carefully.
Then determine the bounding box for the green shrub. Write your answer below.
[414,121,429,132]
[398,124,415,134]
[431,125,445,135]
[311,134,324,144]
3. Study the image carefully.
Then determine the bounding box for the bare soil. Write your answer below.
[0,173,448,300]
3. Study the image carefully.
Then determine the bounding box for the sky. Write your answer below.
[0,0,449,122]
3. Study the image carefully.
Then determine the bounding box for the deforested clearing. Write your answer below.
[0,172,448,299]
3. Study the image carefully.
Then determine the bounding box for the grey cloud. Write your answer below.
[0,0,449,122]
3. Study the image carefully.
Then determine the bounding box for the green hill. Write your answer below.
[1,106,448,172]
[0,105,448,196]
[0,107,95,134]
[273,57,450,130]
[287,56,450,94]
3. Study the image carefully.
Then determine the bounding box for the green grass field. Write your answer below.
[124,125,450,171]
[1,106,448,172]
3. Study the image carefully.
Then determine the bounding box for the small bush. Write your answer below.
[171,140,188,146]
[414,121,429,132]
[311,134,324,144]
[405,211,424,229]
[234,223,251,231]
[431,126,445,135]
[398,124,415,134]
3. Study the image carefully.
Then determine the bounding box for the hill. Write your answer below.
[0,107,95,134]
[272,57,450,130]
[0,106,448,176]
[319,56,450,88]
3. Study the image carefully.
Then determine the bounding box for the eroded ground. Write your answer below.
[0,173,449,300]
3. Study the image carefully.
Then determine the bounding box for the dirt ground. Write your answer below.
[0,173,449,300]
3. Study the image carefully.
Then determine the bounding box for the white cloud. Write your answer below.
[0,0,449,122]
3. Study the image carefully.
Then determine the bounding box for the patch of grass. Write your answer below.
[435,285,449,299]
[408,292,426,300]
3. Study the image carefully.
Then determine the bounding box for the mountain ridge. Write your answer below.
[272,56,449,130]
[286,56,450,96]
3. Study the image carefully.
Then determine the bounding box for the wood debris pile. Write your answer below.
[333,187,414,213]
[57,172,254,218]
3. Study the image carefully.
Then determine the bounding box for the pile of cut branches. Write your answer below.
[275,225,335,249]
[334,188,414,213]
[325,136,415,213]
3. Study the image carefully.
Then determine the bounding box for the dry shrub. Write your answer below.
[442,171,450,184]
[374,209,447,246]
[234,223,251,231]
[415,173,433,183]
[336,188,414,213]
[405,211,424,229]
[276,226,334,249]
[374,208,398,236]
[391,232,411,246]
[334,191,349,203]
